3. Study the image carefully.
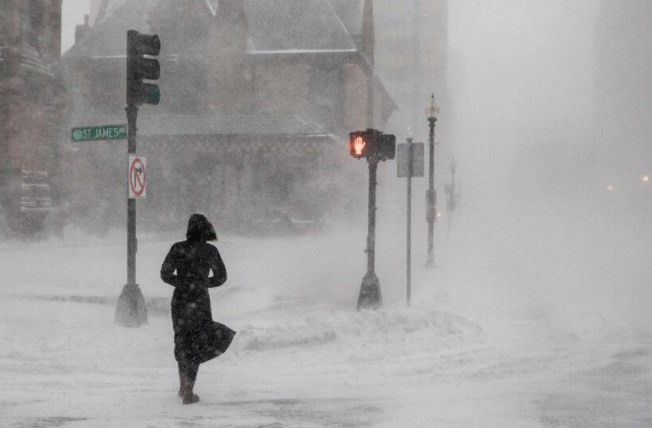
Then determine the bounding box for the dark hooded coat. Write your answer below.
[160,214,235,365]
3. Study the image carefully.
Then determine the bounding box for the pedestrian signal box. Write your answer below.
[350,132,369,158]
[377,134,396,161]
[349,129,396,161]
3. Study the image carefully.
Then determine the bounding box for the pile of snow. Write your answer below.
[236,308,482,355]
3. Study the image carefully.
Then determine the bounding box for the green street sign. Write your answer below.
[71,124,127,142]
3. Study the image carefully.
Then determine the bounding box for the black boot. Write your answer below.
[182,378,200,405]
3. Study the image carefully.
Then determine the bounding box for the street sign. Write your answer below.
[71,124,127,142]
[128,155,147,199]
[397,143,425,177]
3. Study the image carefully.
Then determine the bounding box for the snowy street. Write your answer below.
[2,0,651,426]
[2,228,652,427]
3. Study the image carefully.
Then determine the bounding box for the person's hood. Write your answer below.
[186,213,217,242]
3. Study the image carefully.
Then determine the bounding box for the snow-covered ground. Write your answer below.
[2,218,652,427]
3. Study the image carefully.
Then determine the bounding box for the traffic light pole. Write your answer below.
[115,104,147,327]
[426,116,437,268]
[447,158,457,236]
[366,158,377,276]
[357,155,383,310]
[126,105,138,286]
[115,29,159,327]
[406,138,414,307]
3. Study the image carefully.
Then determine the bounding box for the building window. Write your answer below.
[310,67,342,129]
[25,0,43,49]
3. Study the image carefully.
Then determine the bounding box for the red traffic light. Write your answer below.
[349,132,369,158]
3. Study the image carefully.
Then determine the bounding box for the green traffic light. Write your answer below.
[145,84,160,105]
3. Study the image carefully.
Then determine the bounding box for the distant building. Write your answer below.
[0,0,66,234]
[62,0,396,233]
[594,0,652,174]
[375,0,448,135]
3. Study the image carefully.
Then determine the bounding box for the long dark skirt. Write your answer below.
[171,284,236,365]
[174,321,236,365]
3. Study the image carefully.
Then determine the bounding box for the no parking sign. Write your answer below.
[128,155,147,199]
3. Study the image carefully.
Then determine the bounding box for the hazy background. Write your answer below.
[60,1,652,332]
[437,1,651,334]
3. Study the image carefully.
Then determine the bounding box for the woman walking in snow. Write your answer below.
[160,213,236,405]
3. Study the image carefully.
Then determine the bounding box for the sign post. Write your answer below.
[115,105,148,327]
[397,140,424,307]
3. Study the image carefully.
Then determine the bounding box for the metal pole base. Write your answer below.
[357,272,383,310]
[115,283,148,327]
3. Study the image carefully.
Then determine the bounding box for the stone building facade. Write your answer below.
[63,0,396,234]
[0,0,66,234]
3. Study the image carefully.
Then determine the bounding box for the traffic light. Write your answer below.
[349,131,370,159]
[127,30,160,106]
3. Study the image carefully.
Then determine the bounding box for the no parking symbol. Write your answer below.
[128,155,147,199]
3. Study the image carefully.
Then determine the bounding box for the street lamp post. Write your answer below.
[447,158,457,235]
[425,94,439,268]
